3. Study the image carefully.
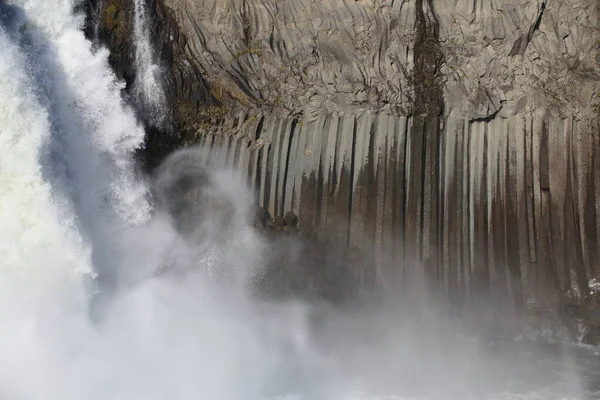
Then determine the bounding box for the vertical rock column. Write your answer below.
[193,108,600,309]
[176,0,600,309]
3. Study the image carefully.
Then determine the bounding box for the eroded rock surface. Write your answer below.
[89,0,600,319]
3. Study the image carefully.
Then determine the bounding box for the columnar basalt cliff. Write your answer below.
[88,0,600,330]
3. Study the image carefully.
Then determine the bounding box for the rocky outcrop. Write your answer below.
[85,0,222,169]
[88,0,600,318]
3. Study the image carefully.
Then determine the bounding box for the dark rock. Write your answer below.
[255,207,270,228]
[283,211,298,228]
[582,329,600,346]
[85,0,220,172]
[86,0,600,325]
[564,304,600,325]
[273,215,285,229]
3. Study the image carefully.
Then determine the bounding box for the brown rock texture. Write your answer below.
[88,0,600,320]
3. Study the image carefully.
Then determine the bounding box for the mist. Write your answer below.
[3,147,591,400]
[0,0,598,399]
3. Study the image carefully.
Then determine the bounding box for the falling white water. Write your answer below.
[0,0,149,286]
[0,1,599,400]
[91,0,104,44]
[0,1,303,398]
[0,7,91,311]
[133,0,166,125]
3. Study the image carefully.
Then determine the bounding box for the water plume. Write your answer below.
[132,0,166,126]
[0,1,597,400]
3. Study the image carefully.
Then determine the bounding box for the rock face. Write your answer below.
[89,0,600,315]
[85,0,220,169]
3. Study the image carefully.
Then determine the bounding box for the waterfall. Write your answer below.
[0,0,149,283]
[0,2,312,398]
[92,0,104,45]
[0,1,595,399]
[132,0,166,125]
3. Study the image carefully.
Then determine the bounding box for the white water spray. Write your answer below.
[133,0,166,125]
[0,2,321,398]
[91,0,104,44]
[0,1,597,399]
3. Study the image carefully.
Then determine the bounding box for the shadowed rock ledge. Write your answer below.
[87,0,600,339]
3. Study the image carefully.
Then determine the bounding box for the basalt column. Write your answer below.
[89,0,600,313]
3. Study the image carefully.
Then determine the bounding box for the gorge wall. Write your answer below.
[88,0,600,318]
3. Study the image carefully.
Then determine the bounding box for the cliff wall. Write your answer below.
[88,0,600,317]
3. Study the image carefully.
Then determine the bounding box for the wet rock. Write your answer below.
[283,212,298,228]
[582,329,600,346]
[255,207,270,228]
[87,0,600,319]
[85,0,218,171]
[564,304,600,325]
[273,215,285,230]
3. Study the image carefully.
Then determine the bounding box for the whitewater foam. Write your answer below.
[0,1,598,400]
[133,0,166,125]
[0,6,90,297]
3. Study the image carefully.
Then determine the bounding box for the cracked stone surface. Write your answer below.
[89,0,600,316]
[160,0,599,120]
[438,0,600,119]
[162,0,419,118]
